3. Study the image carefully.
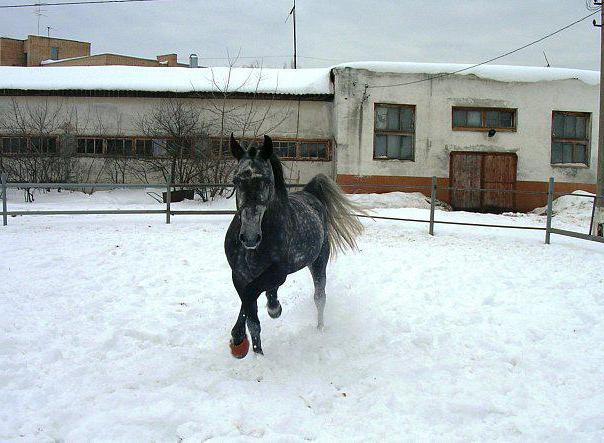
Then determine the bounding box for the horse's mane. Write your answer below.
[269,154,288,200]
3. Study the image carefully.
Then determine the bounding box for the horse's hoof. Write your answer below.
[230,335,249,359]
[253,346,264,355]
[267,303,282,319]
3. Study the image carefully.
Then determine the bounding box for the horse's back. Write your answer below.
[283,191,327,273]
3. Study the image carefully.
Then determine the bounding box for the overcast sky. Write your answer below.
[0,0,601,70]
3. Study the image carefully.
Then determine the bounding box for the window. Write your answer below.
[0,137,28,154]
[551,111,590,165]
[106,138,133,156]
[0,136,57,155]
[77,138,104,155]
[76,137,159,157]
[210,137,330,161]
[273,140,297,159]
[452,107,516,131]
[30,137,57,154]
[135,139,153,157]
[374,104,415,160]
[299,142,327,160]
[166,140,194,158]
[50,47,59,60]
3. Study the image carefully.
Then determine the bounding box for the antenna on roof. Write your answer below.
[46,26,56,37]
[543,51,551,67]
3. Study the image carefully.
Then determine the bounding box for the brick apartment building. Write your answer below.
[0,35,185,67]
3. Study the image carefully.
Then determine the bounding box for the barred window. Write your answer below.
[374,104,415,160]
[551,111,590,165]
[273,140,297,159]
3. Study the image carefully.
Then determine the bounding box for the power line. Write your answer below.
[368,9,601,90]
[0,0,164,8]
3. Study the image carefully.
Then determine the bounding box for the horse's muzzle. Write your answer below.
[239,232,262,250]
[239,205,265,250]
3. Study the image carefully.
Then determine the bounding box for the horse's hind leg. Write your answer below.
[309,239,330,330]
[266,287,282,319]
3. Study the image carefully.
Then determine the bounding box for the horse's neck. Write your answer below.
[264,194,290,227]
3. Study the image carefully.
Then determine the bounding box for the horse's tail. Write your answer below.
[303,174,365,255]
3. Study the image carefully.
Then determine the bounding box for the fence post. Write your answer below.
[429,176,437,236]
[545,177,554,244]
[1,173,7,227]
[166,180,171,225]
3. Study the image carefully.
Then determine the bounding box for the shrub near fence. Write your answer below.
[1,174,603,245]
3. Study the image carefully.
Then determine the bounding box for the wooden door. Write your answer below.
[482,154,517,213]
[449,152,517,212]
[450,152,482,211]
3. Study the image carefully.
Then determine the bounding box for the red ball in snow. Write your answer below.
[230,335,249,359]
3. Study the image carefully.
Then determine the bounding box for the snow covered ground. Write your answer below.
[1,190,603,441]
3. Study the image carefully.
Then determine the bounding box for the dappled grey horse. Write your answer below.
[224,134,364,358]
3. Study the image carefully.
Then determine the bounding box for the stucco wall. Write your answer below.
[0,95,334,183]
[332,67,599,185]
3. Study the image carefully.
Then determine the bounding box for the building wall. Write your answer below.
[24,35,90,67]
[0,38,26,66]
[332,67,599,209]
[0,95,334,184]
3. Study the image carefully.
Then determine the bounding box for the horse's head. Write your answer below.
[230,133,275,250]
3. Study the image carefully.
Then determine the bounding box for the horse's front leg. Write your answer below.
[230,305,249,359]
[243,295,263,355]
[266,287,282,319]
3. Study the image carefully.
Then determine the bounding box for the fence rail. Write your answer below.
[1,174,602,245]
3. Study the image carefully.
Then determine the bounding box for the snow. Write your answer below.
[1,190,604,441]
[532,190,596,227]
[0,66,333,96]
[333,62,600,86]
[0,61,598,96]
[40,56,90,65]
[349,191,451,211]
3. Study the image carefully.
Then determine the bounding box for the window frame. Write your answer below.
[373,103,416,161]
[74,136,182,158]
[0,135,59,155]
[210,136,331,162]
[551,110,591,166]
[451,107,517,132]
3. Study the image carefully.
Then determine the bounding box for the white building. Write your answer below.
[0,62,599,211]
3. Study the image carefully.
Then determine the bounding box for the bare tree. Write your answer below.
[132,98,226,200]
[200,57,296,191]
[0,99,80,201]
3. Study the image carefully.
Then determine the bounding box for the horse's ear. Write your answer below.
[259,135,273,160]
[230,133,244,160]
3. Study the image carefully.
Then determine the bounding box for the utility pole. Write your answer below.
[34,6,46,35]
[593,2,604,236]
[287,0,297,69]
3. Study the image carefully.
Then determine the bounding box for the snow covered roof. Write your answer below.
[332,62,600,86]
[0,66,333,96]
[0,62,598,97]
